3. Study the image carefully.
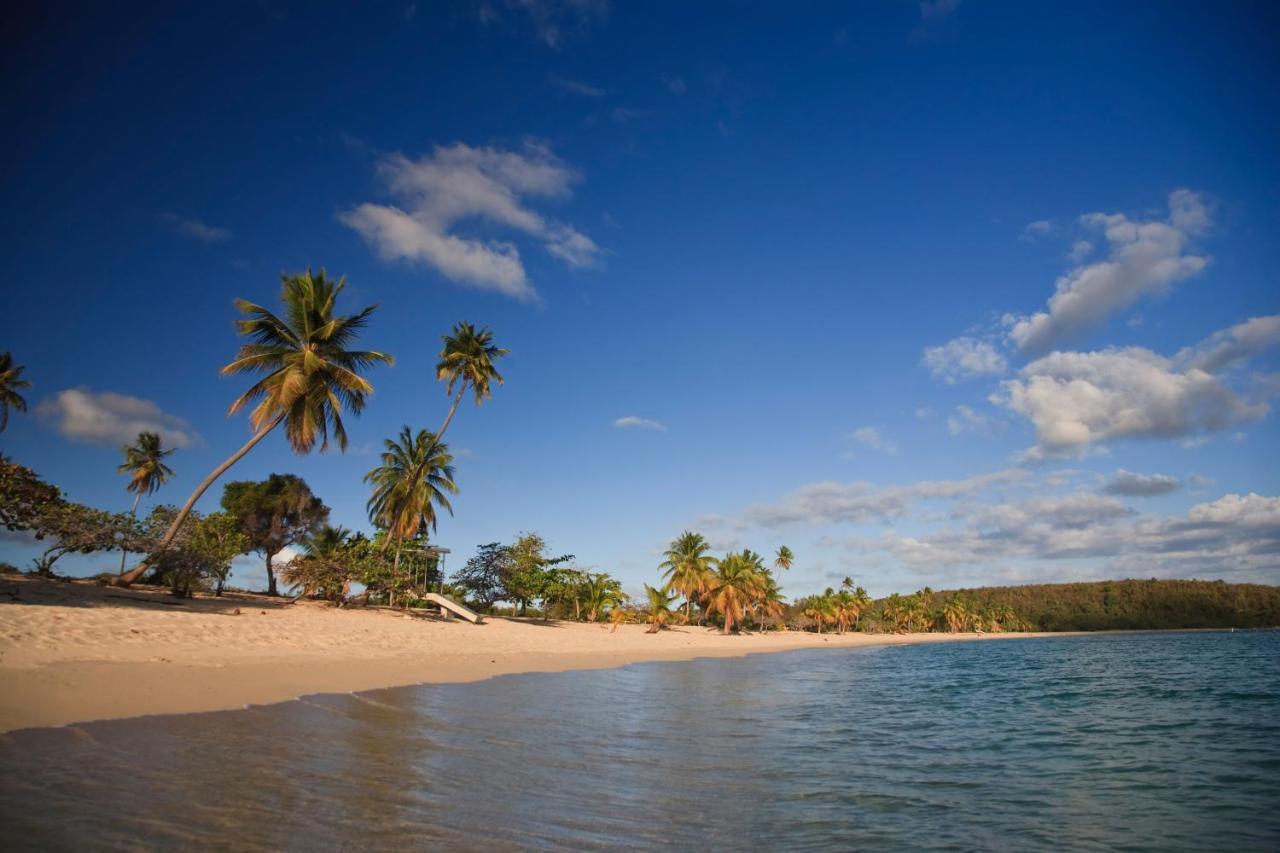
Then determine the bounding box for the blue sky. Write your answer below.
[2,1,1278,597]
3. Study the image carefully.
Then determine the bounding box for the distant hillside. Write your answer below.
[901,579,1280,632]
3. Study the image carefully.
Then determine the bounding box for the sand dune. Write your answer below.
[0,575,1044,731]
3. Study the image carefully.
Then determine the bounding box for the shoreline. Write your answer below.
[2,575,1056,732]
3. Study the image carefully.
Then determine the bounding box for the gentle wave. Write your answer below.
[2,632,1278,851]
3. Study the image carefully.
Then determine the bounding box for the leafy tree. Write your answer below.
[0,352,31,432]
[31,502,141,576]
[119,269,391,585]
[116,431,176,573]
[146,509,248,597]
[221,474,329,595]
[364,426,457,568]
[434,322,509,443]
[502,532,573,617]
[451,542,512,611]
[0,456,62,533]
[774,545,794,573]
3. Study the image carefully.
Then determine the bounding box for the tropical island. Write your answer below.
[1,269,1276,732]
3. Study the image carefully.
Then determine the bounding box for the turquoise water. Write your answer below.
[2,632,1278,850]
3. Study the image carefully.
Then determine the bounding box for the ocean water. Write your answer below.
[2,632,1278,851]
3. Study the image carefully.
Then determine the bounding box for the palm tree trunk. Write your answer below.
[435,385,467,444]
[119,491,142,574]
[391,543,402,608]
[117,415,284,586]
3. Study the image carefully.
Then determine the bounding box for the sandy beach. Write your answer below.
[0,574,1052,732]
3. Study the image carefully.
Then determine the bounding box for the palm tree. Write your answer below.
[755,572,786,631]
[118,269,392,586]
[704,551,764,635]
[643,583,679,633]
[0,352,32,432]
[434,322,509,443]
[581,573,617,622]
[365,426,458,567]
[660,531,718,622]
[774,545,794,573]
[303,524,352,557]
[116,431,176,573]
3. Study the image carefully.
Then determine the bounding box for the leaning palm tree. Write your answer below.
[660,531,718,622]
[0,352,32,432]
[365,426,458,568]
[116,431,176,573]
[434,321,509,443]
[118,269,391,585]
[773,545,794,573]
[704,551,765,635]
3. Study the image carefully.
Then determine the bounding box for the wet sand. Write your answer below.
[0,574,1049,731]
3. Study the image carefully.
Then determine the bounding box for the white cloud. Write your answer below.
[37,388,201,449]
[850,426,898,454]
[1007,190,1211,355]
[995,339,1268,455]
[922,336,1009,383]
[613,415,666,432]
[1180,314,1280,374]
[551,75,604,97]
[947,404,1000,436]
[1020,219,1055,241]
[1101,469,1182,497]
[161,213,231,243]
[340,141,601,300]
[1068,240,1094,263]
[662,75,687,94]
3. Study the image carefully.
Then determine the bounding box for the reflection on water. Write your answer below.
[3,632,1279,851]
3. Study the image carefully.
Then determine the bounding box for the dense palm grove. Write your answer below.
[2,269,1279,632]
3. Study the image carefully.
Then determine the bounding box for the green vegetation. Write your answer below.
[908,580,1280,632]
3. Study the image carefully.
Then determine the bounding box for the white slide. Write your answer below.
[423,593,484,624]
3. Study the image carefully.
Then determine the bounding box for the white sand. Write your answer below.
[0,575,1048,731]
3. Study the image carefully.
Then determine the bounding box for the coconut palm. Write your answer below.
[704,551,765,635]
[660,531,718,622]
[119,269,391,585]
[643,583,680,634]
[0,352,32,432]
[365,426,458,565]
[774,545,794,573]
[303,524,352,557]
[581,573,618,622]
[116,431,176,573]
[434,322,509,443]
[755,572,787,631]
